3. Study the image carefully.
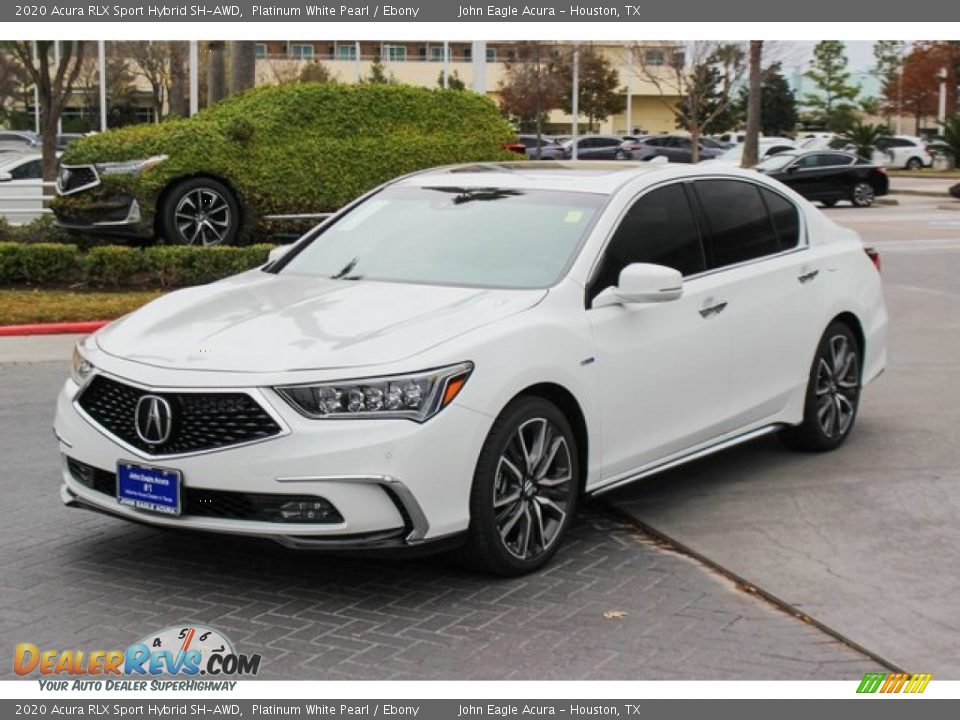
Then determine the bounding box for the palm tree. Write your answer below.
[931,115,960,168]
[840,121,891,160]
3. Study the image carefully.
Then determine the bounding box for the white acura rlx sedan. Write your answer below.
[55,161,886,575]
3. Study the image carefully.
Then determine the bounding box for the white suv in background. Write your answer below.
[873,136,932,170]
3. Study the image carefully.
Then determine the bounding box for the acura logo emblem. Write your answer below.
[135,395,173,445]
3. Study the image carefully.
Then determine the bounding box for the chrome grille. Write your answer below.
[57,164,99,195]
[76,375,282,455]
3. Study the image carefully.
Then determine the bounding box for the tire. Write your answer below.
[780,321,862,452]
[159,177,240,246]
[905,157,923,170]
[459,396,580,576]
[615,150,628,160]
[821,198,838,208]
[850,181,876,208]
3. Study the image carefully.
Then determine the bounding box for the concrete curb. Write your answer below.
[0,320,109,337]
[938,203,960,211]
[889,189,950,198]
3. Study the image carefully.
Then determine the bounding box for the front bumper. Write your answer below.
[55,373,492,549]
[51,185,153,239]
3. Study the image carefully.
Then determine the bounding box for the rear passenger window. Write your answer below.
[695,180,780,268]
[760,188,801,250]
[590,184,705,299]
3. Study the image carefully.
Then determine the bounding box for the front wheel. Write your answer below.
[850,181,876,208]
[159,178,240,246]
[905,157,923,170]
[460,397,580,576]
[780,322,861,452]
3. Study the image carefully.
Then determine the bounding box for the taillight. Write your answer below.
[865,247,881,272]
[627,144,641,150]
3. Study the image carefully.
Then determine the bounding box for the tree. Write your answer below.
[6,41,87,180]
[74,42,139,129]
[207,41,226,105]
[122,41,171,122]
[742,63,798,136]
[167,42,188,117]
[886,45,943,131]
[230,42,257,95]
[873,41,906,124]
[497,42,562,141]
[742,41,763,168]
[364,49,394,84]
[0,52,33,127]
[437,69,466,90]
[554,44,626,133]
[840,121,890,160]
[635,41,746,162]
[299,61,335,84]
[803,40,860,130]
[931,114,960,167]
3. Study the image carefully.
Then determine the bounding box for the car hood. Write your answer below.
[96,271,546,373]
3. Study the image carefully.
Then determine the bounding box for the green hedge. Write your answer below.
[0,242,274,288]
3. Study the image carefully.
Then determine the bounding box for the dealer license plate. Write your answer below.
[116,462,181,516]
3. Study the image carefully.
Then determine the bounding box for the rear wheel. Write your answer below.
[460,397,579,576]
[905,157,923,170]
[781,321,861,452]
[850,181,876,208]
[160,177,240,246]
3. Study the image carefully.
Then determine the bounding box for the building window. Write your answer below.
[486,47,497,62]
[464,47,472,61]
[430,46,445,62]
[291,44,314,60]
[644,49,665,66]
[255,43,267,59]
[337,44,357,61]
[386,45,407,62]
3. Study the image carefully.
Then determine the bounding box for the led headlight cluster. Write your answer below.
[71,345,95,387]
[274,362,473,422]
[94,155,168,176]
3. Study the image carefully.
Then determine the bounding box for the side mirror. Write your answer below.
[593,263,683,308]
[0,171,12,182]
[786,165,799,173]
[267,244,293,264]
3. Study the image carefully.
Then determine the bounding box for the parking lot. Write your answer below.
[1,194,958,680]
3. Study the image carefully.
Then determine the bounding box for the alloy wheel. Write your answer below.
[852,182,875,207]
[814,334,860,439]
[174,188,233,246]
[493,417,573,560]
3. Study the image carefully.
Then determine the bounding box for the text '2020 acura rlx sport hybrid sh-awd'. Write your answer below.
[55,161,887,575]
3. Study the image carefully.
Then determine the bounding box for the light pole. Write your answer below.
[189,41,198,116]
[98,41,107,132]
[938,66,948,126]
[571,43,579,159]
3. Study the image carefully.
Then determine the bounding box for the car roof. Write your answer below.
[0,151,41,169]
[395,160,776,196]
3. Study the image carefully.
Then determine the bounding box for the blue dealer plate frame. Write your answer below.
[116,461,182,516]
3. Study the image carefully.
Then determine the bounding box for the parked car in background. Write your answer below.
[708,138,798,166]
[873,136,932,170]
[51,84,516,246]
[56,161,887,575]
[0,131,39,154]
[755,150,889,208]
[516,134,566,160]
[561,135,624,160]
[0,152,48,225]
[618,135,725,163]
[700,137,730,151]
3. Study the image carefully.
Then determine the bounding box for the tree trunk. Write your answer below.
[690,120,701,164]
[742,41,764,168]
[230,41,257,95]
[41,109,59,182]
[207,41,226,105]
[168,42,188,117]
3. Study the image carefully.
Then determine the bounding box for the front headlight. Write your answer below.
[94,155,167,176]
[71,345,95,387]
[274,362,473,422]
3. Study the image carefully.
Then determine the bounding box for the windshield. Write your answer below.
[756,153,798,171]
[279,186,605,289]
[718,145,744,161]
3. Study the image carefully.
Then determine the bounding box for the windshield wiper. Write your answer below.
[330,257,362,280]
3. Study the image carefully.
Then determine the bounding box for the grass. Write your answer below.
[0,289,163,325]
[888,168,960,178]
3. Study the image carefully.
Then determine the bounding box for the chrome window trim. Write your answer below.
[584,175,809,306]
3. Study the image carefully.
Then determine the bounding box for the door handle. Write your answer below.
[797,269,820,284]
[699,301,728,318]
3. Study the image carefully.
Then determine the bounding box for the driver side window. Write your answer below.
[588,183,706,303]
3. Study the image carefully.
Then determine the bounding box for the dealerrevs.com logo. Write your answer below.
[15,625,261,689]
